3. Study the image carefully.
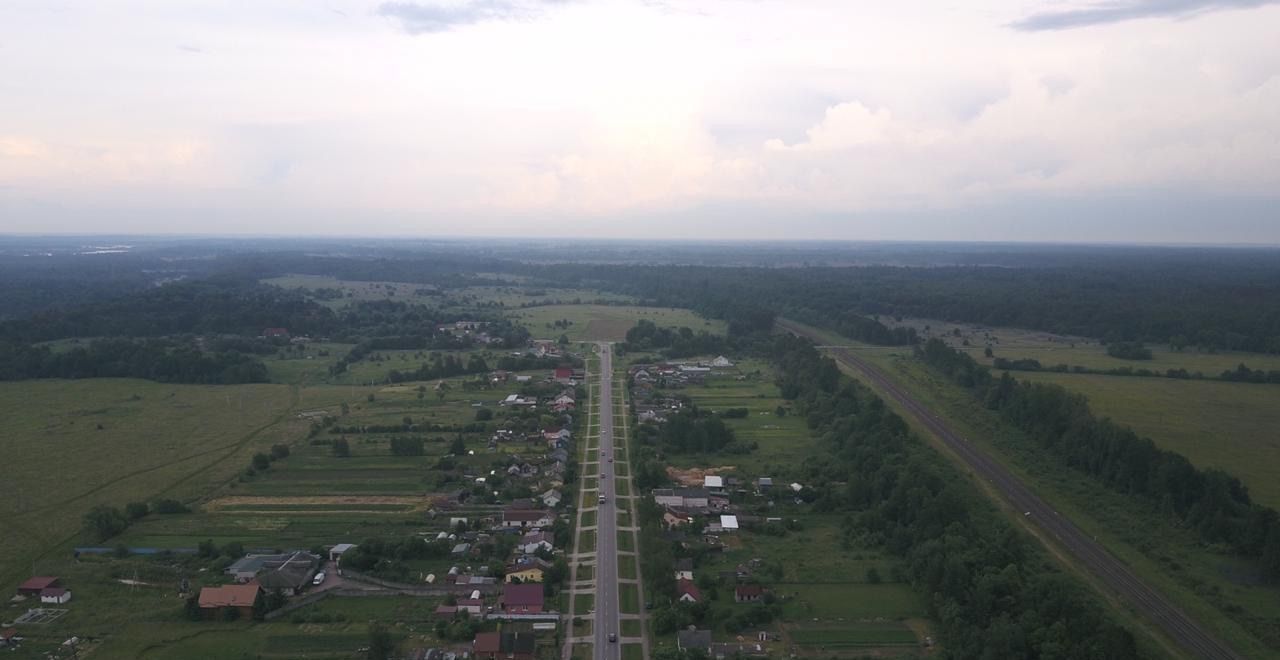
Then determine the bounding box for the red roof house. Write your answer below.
[16,577,58,596]
[197,583,260,619]
[501,583,545,613]
[734,583,764,603]
[677,578,702,603]
[261,327,290,338]
[474,631,536,660]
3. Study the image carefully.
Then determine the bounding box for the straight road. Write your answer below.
[593,342,622,659]
[779,321,1242,660]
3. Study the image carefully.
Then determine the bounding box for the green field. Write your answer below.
[263,274,439,309]
[0,379,319,592]
[789,623,919,648]
[1013,371,1280,510]
[512,304,725,342]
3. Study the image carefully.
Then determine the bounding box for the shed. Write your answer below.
[16,576,59,596]
[720,514,739,531]
[704,475,723,489]
[40,588,71,604]
[329,543,357,562]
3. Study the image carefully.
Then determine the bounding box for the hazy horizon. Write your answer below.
[3,0,1279,242]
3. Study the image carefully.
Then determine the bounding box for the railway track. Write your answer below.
[781,321,1243,660]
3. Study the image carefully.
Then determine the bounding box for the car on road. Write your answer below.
[312,571,326,586]
[608,633,617,643]
[599,472,605,478]
[598,495,606,504]
[608,457,614,463]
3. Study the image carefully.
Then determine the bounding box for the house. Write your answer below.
[711,356,734,368]
[704,475,724,490]
[197,584,260,619]
[329,543,357,562]
[16,576,59,597]
[719,515,739,532]
[502,509,554,529]
[674,558,694,581]
[451,543,472,557]
[553,367,575,384]
[505,558,553,583]
[553,393,575,407]
[677,578,702,603]
[653,488,710,509]
[664,508,691,527]
[540,489,563,508]
[501,583,545,613]
[678,629,713,653]
[519,530,555,555]
[474,631,536,660]
[434,605,459,618]
[542,428,572,443]
[734,584,764,603]
[40,588,71,604]
[0,628,18,648]
[261,327,289,338]
[226,551,320,595]
[457,598,485,615]
[756,477,773,490]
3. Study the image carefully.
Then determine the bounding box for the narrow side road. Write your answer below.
[779,320,1242,660]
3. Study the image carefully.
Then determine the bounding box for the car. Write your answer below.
[608,633,618,643]
[599,472,605,478]
[608,457,614,463]
[598,495,607,504]
[312,571,326,586]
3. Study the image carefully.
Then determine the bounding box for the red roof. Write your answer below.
[503,583,545,607]
[0,628,16,641]
[262,327,289,337]
[198,584,260,608]
[17,576,59,592]
[554,367,573,378]
[677,578,702,601]
[474,631,501,654]
[40,588,68,598]
[736,584,763,598]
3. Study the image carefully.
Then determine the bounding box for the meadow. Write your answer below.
[513,304,726,342]
[1011,371,1280,510]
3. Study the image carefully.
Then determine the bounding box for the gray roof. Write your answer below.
[678,629,713,651]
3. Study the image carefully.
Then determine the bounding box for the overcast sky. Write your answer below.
[1,0,1278,243]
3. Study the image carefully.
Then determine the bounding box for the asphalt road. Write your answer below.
[593,342,621,659]
[780,321,1243,660]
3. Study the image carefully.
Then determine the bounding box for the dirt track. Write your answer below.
[780,320,1242,660]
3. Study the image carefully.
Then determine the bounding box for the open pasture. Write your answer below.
[263,274,438,308]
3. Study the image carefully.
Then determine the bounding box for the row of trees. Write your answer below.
[623,320,729,357]
[769,334,1140,658]
[0,337,269,384]
[921,338,1280,581]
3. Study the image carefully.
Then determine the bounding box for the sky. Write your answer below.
[1,0,1278,243]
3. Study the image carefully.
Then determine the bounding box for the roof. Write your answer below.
[677,578,702,601]
[0,628,15,641]
[476,631,536,655]
[17,576,59,592]
[757,477,773,486]
[504,509,551,522]
[503,582,545,607]
[675,558,694,571]
[736,584,764,597]
[330,543,357,554]
[720,514,739,529]
[553,367,573,377]
[704,475,723,488]
[198,584,260,608]
[678,629,713,650]
[474,631,501,654]
[40,588,68,597]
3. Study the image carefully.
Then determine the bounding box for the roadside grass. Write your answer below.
[574,592,595,615]
[579,530,596,554]
[576,563,593,582]
[622,619,642,637]
[581,510,597,528]
[619,583,640,614]
[1011,371,1280,510]
[570,643,591,660]
[618,556,637,580]
[621,643,644,660]
[614,479,630,497]
[618,532,634,553]
[512,304,726,342]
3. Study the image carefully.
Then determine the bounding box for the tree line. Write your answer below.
[0,337,269,384]
[769,334,1140,659]
[921,338,1280,582]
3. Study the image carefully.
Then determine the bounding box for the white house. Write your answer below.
[704,475,724,490]
[711,356,734,368]
[40,588,71,604]
[720,515,739,531]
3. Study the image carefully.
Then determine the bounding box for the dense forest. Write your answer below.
[767,334,1140,658]
[622,319,729,357]
[0,337,269,384]
[920,338,1280,582]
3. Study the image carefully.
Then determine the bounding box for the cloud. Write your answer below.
[1010,0,1278,31]
[377,0,571,34]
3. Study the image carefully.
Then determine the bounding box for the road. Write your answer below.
[593,342,622,659]
[779,321,1243,660]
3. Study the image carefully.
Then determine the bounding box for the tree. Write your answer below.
[184,595,202,621]
[332,437,351,457]
[436,381,451,401]
[475,407,493,421]
[450,435,467,456]
[125,501,150,520]
[367,622,395,660]
[252,453,271,470]
[270,443,290,460]
[84,505,129,541]
[222,541,244,558]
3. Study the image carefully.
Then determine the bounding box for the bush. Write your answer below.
[152,498,191,514]
[125,501,149,520]
[270,444,290,460]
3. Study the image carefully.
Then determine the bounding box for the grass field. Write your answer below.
[1013,371,1280,510]
[263,274,439,309]
[512,304,726,342]
[788,622,919,648]
[0,379,314,592]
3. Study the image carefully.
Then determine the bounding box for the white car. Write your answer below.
[312,571,326,586]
